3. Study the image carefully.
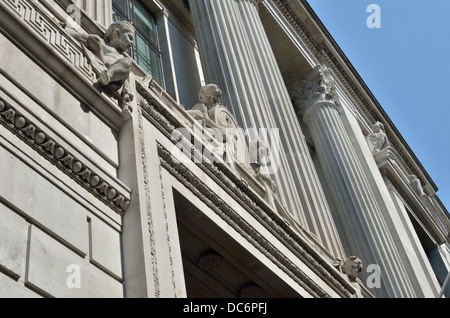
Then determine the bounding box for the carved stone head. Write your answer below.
[372,121,385,133]
[342,256,363,279]
[105,21,135,53]
[199,84,223,109]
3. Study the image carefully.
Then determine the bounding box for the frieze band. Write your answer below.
[0,98,130,215]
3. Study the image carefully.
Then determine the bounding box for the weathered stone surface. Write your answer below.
[90,215,123,280]
[0,204,29,279]
[0,273,41,298]
[0,145,89,254]
[27,226,123,298]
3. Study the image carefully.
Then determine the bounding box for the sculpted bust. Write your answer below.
[333,256,364,297]
[366,121,389,154]
[66,21,135,119]
[342,256,364,280]
[187,84,224,130]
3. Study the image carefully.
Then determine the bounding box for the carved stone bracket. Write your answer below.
[0,98,130,215]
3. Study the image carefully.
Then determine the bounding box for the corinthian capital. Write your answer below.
[291,65,339,116]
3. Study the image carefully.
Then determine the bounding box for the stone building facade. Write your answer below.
[0,0,449,298]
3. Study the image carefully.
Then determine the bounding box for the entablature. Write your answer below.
[270,0,444,208]
[375,146,449,244]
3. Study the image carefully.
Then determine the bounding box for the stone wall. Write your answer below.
[0,0,127,297]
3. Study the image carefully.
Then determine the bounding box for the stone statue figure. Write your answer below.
[366,121,389,154]
[334,256,364,298]
[188,84,254,174]
[408,175,426,199]
[187,84,224,130]
[254,165,278,209]
[66,21,135,119]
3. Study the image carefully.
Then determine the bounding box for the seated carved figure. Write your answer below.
[366,121,389,154]
[334,256,364,297]
[66,21,135,119]
[187,84,224,130]
[251,139,277,194]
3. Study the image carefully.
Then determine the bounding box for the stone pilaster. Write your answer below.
[188,0,346,259]
[293,66,421,298]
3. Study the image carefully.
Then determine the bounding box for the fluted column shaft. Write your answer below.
[299,68,417,298]
[188,0,346,259]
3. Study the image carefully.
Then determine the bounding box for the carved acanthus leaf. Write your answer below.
[291,66,339,115]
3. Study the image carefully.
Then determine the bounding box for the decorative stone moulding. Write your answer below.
[0,98,130,215]
[291,66,337,110]
[2,0,95,77]
[239,283,265,298]
[197,251,224,272]
[0,0,136,129]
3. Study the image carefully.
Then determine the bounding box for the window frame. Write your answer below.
[112,0,164,87]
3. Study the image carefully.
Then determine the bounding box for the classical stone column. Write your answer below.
[293,66,419,298]
[188,0,346,259]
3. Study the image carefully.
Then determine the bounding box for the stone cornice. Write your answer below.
[0,97,131,215]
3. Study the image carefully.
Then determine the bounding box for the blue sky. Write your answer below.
[306,0,450,212]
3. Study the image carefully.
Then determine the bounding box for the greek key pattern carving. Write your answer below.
[0,98,130,215]
[3,0,96,82]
